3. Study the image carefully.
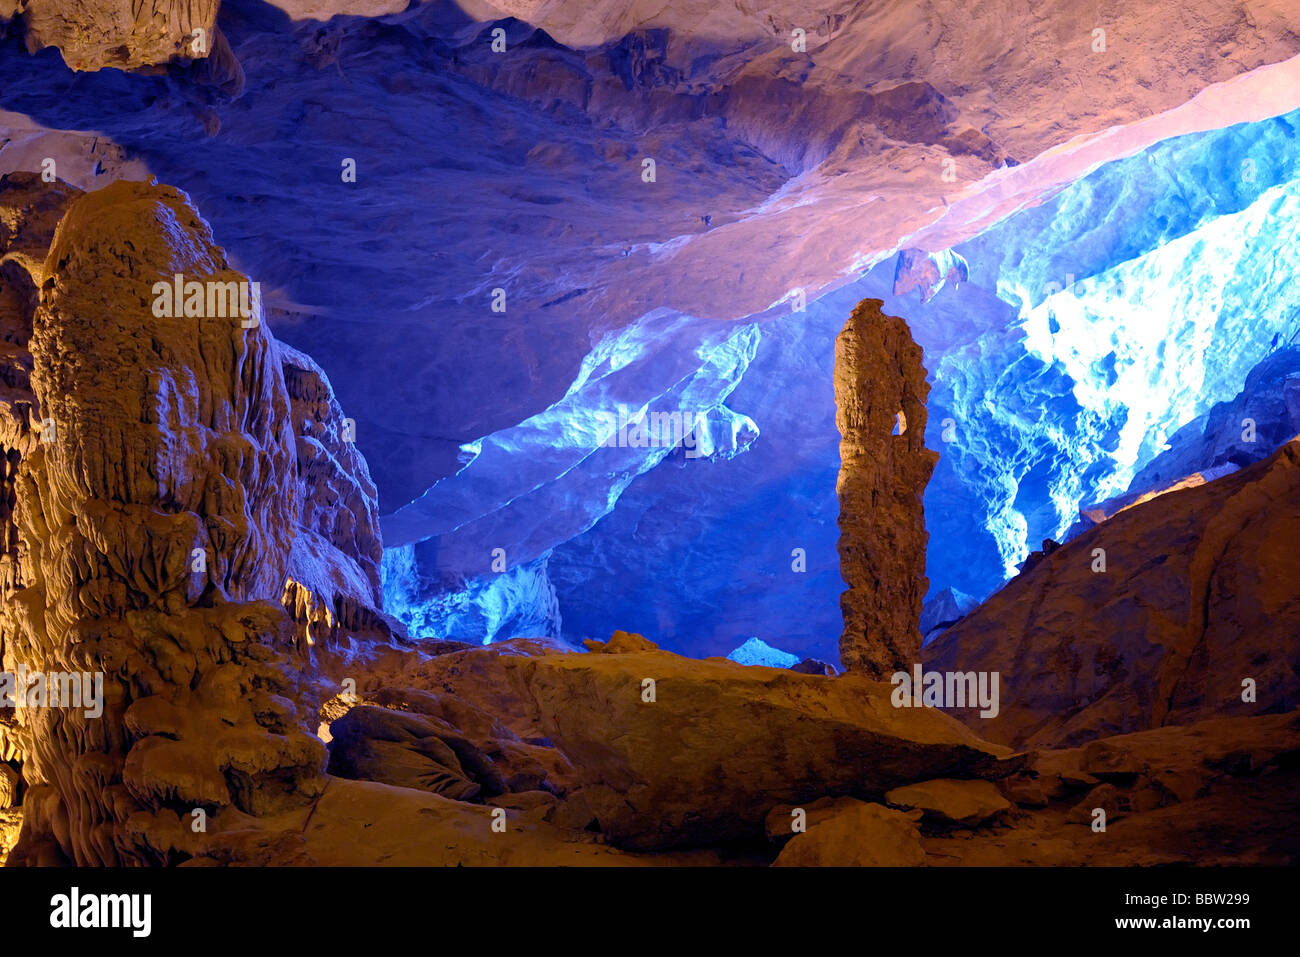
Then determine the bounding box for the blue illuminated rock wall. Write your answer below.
[936,109,1300,588]
[8,3,1294,666]
[550,109,1300,662]
[385,109,1300,664]
[548,287,854,659]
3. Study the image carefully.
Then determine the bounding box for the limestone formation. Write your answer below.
[0,175,394,865]
[326,705,498,802]
[919,586,977,643]
[10,0,220,73]
[835,298,938,677]
[0,0,1298,876]
[0,762,16,808]
[583,629,658,653]
[346,639,1012,850]
[924,437,1300,749]
[278,342,394,651]
[884,778,1012,827]
[773,800,927,867]
[763,795,879,844]
[892,248,969,303]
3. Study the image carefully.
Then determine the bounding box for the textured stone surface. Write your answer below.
[0,176,394,865]
[4,178,322,864]
[325,705,500,801]
[920,586,977,644]
[892,248,968,303]
[1124,347,1300,502]
[5,4,1300,662]
[0,3,1298,871]
[10,0,229,76]
[0,807,19,864]
[281,343,384,606]
[764,794,883,844]
[884,778,1012,826]
[343,639,1012,850]
[916,711,1300,866]
[1066,348,1300,541]
[836,298,938,677]
[925,438,1300,749]
[773,800,926,867]
[288,777,641,867]
[0,762,16,808]
[583,629,659,654]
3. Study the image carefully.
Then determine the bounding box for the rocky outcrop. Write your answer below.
[281,344,384,604]
[8,0,224,74]
[1068,347,1300,540]
[763,795,867,844]
[836,298,938,676]
[332,637,1012,851]
[325,706,499,802]
[773,799,927,867]
[4,177,322,864]
[316,674,1296,867]
[278,342,395,651]
[770,711,1300,867]
[920,586,977,644]
[925,437,1300,749]
[1124,346,1300,501]
[884,778,1012,827]
[892,248,969,303]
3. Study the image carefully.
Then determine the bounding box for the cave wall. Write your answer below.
[0,3,1298,669]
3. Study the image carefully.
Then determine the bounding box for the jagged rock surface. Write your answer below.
[920,586,976,644]
[763,795,869,844]
[0,175,393,865]
[777,711,1300,866]
[0,761,16,807]
[836,298,938,677]
[278,341,394,650]
[331,638,1013,851]
[325,705,499,802]
[7,0,224,74]
[924,437,1300,749]
[1126,347,1300,500]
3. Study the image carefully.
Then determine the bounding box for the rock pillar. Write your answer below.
[835,298,938,677]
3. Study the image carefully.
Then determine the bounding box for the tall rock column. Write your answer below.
[3,179,327,865]
[835,298,938,677]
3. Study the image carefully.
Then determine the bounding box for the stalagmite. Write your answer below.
[835,298,938,677]
[0,176,390,865]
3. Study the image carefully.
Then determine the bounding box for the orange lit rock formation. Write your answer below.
[923,435,1300,750]
[0,175,388,864]
[835,298,938,677]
